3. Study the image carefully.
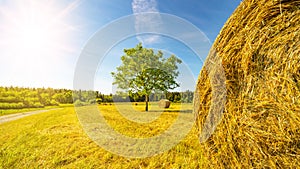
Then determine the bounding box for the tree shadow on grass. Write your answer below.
[148,109,192,113]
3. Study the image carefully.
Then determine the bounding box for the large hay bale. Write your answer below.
[158,99,171,108]
[194,0,300,168]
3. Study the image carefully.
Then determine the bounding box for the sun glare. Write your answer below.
[18,22,49,53]
[0,0,81,87]
[1,1,71,59]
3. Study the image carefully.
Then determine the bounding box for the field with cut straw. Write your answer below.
[1,0,299,168]
[0,103,207,168]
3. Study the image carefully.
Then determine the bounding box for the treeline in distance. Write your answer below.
[0,86,194,109]
[0,86,73,109]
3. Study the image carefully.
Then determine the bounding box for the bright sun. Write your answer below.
[0,1,75,59]
[0,0,81,87]
[15,19,52,55]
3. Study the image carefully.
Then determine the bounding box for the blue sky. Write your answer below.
[0,0,241,93]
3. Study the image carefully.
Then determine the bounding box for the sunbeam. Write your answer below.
[0,0,82,87]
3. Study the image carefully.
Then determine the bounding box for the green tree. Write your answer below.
[111,43,182,111]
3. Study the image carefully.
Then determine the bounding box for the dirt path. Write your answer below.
[0,108,62,124]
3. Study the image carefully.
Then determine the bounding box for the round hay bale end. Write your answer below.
[158,99,171,108]
[194,0,300,168]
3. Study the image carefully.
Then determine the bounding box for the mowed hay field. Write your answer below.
[1,0,300,168]
[0,103,205,168]
[195,0,300,168]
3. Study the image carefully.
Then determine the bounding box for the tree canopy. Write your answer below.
[111,43,182,111]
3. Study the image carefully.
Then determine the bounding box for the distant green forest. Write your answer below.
[0,86,194,109]
[0,86,73,109]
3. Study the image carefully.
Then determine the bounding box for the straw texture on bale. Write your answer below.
[158,99,171,108]
[194,0,300,168]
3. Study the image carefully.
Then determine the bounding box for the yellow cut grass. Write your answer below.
[0,103,205,168]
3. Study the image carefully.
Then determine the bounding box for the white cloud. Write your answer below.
[132,0,158,13]
[131,0,161,44]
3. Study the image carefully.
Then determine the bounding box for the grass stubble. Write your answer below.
[0,103,205,168]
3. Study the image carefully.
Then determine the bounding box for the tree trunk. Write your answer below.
[145,94,149,111]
